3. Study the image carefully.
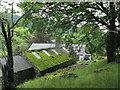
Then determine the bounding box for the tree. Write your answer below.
[42,2,119,63]
[18,2,119,63]
[17,2,52,43]
[0,2,37,88]
[62,23,106,56]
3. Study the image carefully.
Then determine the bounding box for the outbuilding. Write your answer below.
[0,55,35,85]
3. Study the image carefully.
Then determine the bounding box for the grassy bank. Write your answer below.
[17,59,119,88]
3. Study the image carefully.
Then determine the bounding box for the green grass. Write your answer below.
[17,59,119,88]
[24,50,73,71]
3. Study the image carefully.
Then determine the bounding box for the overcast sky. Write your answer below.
[0,0,22,15]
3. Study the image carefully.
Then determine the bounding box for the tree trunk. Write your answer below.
[2,36,14,89]
[106,2,117,63]
[0,18,14,88]
[6,37,14,87]
[106,31,116,63]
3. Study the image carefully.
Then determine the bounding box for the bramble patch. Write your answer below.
[94,67,110,73]
[44,71,78,79]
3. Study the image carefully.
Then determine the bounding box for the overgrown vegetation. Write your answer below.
[17,59,118,88]
[24,50,73,71]
[0,1,119,89]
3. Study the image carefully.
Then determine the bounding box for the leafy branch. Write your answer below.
[10,2,37,37]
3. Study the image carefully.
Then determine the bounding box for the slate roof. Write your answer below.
[28,43,86,56]
[0,55,34,77]
[28,43,56,50]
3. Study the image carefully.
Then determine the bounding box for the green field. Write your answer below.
[24,50,73,71]
[17,59,119,88]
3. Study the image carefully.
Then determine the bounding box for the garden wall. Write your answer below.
[14,68,35,86]
[39,59,77,75]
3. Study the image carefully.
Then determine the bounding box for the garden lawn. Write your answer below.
[17,59,119,88]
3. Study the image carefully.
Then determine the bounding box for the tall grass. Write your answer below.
[17,59,119,88]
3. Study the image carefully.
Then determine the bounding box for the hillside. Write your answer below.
[17,59,119,88]
[7,14,32,28]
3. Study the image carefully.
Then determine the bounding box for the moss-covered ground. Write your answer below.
[24,50,73,71]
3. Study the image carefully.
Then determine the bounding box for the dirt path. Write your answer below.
[66,64,86,71]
